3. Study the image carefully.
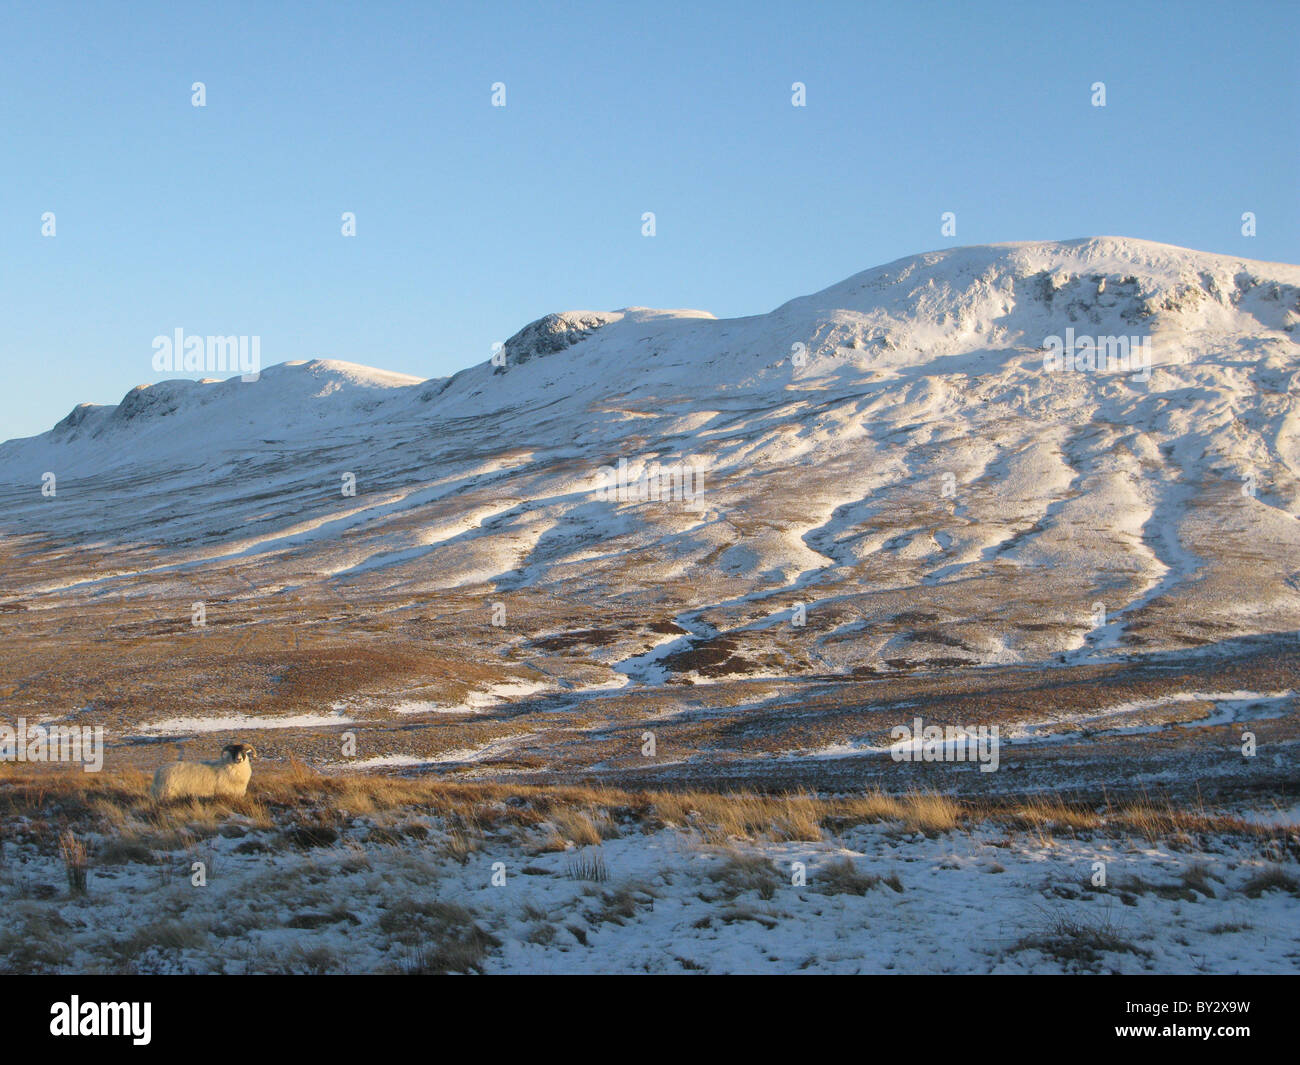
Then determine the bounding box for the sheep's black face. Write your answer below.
[222,743,255,764]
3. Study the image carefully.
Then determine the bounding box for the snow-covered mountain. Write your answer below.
[4,234,1300,789]
[5,236,1298,672]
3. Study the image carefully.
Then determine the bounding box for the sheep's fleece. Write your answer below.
[151,744,256,801]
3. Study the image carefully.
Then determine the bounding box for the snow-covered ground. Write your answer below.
[1,780,1296,974]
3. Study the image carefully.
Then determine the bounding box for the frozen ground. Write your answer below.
[1,775,1296,975]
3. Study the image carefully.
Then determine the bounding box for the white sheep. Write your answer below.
[151,743,257,801]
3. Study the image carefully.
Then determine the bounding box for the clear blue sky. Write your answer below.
[1,0,1296,441]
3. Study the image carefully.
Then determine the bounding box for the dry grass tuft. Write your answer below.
[379,898,500,973]
[547,807,606,847]
[815,856,901,896]
[58,829,88,895]
[1003,796,1102,832]
[707,850,782,901]
[1010,909,1152,972]
[1240,865,1300,898]
[566,847,609,882]
[898,792,962,834]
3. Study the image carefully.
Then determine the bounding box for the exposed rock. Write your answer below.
[501,311,619,367]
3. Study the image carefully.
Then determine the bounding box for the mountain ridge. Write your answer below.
[8,236,1298,454]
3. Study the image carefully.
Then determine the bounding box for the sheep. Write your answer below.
[151,743,257,801]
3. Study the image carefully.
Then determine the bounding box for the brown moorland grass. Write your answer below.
[0,766,1292,853]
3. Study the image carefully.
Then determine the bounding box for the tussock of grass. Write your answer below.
[652,788,944,842]
[1003,797,1102,832]
[897,792,961,835]
[526,922,558,946]
[59,830,88,895]
[707,851,781,901]
[1010,911,1152,972]
[718,904,779,929]
[653,790,823,843]
[286,907,360,930]
[283,818,341,849]
[1240,865,1300,898]
[1181,862,1220,898]
[566,847,608,883]
[1113,874,1197,903]
[591,884,655,926]
[443,809,482,864]
[546,807,607,847]
[119,918,210,956]
[816,856,902,896]
[96,835,154,865]
[380,898,500,973]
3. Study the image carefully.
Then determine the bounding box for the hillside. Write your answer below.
[1,237,1297,794]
